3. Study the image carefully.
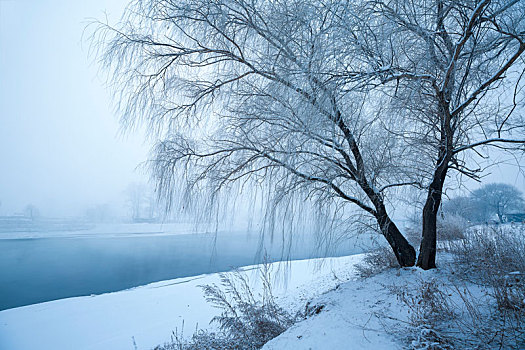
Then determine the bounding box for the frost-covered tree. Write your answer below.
[472,183,524,223]
[91,0,525,270]
[23,204,40,221]
[442,195,490,223]
[91,0,417,266]
[125,182,160,222]
[347,0,525,268]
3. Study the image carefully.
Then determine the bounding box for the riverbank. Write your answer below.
[0,254,365,350]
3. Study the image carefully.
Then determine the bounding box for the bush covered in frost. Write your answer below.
[155,263,296,350]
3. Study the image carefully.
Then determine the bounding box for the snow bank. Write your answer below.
[0,255,364,350]
[263,267,446,350]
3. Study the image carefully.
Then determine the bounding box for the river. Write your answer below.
[0,222,377,310]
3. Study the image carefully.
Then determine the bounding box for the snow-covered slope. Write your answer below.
[0,255,363,350]
[262,267,433,350]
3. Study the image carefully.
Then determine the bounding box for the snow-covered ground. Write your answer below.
[264,267,437,350]
[0,254,365,350]
[4,234,515,350]
[264,228,525,350]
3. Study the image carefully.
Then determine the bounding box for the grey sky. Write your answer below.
[0,0,149,217]
[0,0,523,218]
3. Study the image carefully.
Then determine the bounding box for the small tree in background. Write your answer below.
[472,183,524,223]
[125,182,161,222]
[442,195,490,223]
[23,204,40,221]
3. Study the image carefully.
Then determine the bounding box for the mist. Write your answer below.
[1,0,524,220]
[1,1,525,349]
[0,0,148,218]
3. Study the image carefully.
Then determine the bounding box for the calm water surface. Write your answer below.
[0,224,375,310]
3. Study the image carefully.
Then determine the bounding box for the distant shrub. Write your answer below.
[356,246,399,277]
[405,213,468,247]
[155,263,296,350]
[405,225,422,247]
[436,214,467,241]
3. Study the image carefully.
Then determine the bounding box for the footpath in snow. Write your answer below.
[0,254,371,350]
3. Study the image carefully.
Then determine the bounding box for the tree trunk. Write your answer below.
[345,138,416,267]
[417,168,447,270]
[417,195,438,270]
[375,208,416,267]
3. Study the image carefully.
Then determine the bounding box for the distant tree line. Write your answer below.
[443,183,525,224]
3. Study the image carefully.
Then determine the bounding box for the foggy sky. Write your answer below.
[0,0,149,217]
[0,0,523,218]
